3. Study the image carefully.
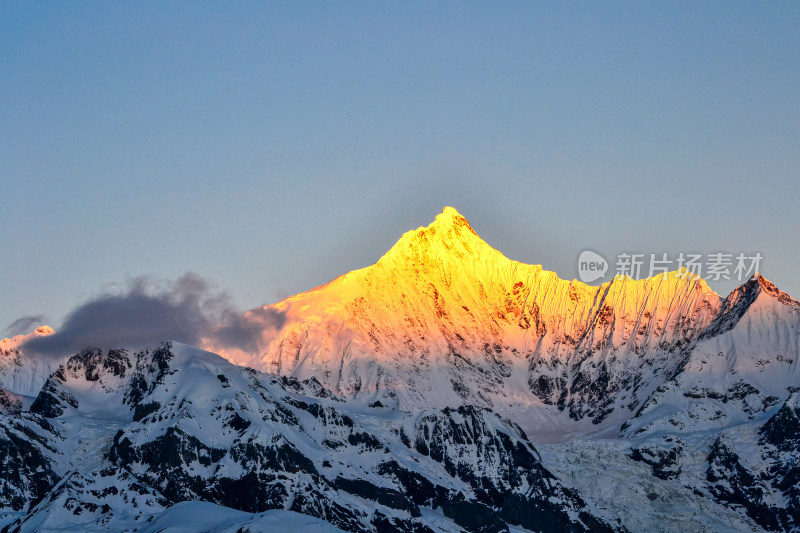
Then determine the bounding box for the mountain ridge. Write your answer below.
[3,208,795,444]
[204,208,761,441]
[1,207,799,532]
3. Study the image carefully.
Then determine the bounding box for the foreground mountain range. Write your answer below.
[1,207,798,532]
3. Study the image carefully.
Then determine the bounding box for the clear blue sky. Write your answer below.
[2,2,799,333]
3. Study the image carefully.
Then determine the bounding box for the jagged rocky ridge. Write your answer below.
[0,344,621,532]
[207,208,798,442]
[706,393,800,532]
[1,207,799,532]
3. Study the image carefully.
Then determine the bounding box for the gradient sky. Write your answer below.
[2,2,799,334]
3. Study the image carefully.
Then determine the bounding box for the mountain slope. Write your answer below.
[207,207,723,440]
[624,274,800,438]
[0,327,62,398]
[3,207,799,532]
[1,344,620,533]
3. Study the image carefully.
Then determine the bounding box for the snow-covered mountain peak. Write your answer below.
[0,326,62,397]
[33,325,54,336]
[3,208,800,532]
[412,205,474,236]
[1,325,54,353]
[749,273,800,307]
[429,205,471,229]
[730,273,797,305]
[697,273,800,343]
[375,206,510,273]
[200,210,738,439]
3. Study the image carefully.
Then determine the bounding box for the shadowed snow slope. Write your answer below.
[1,343,619,532]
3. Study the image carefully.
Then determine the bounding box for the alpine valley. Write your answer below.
[1,207,798,532]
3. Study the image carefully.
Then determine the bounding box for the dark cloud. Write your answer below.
[2,315,47,338]
[20,273,285,359]
[212,307,287,354]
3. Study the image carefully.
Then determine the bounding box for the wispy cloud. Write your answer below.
[212,307,287,355]
[2,315,47,338]
[18,273,284,359]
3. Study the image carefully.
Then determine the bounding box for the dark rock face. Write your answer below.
[441,500,508,533]
[132,401,160,423]
[761,398,800,451]
[0,389,21,415]
[526,332,698,429]
[706,395,800,532]
[566,363,619,424]
[370,511,436,533]
[112,426,226,470]
[630,442,683,480]
[333,477,421,516]
[707,437,781,531]
[0,416,59,511]
[404,405,618,533]
[123,344,175,406]
[0,345,621,532]
[408,405,540,503]
[29,373,78,418]
[500,493,617,533]
[700,276,765,340]
[759,397,800,531]
[376,460,452,507]
[109,421,346,521]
